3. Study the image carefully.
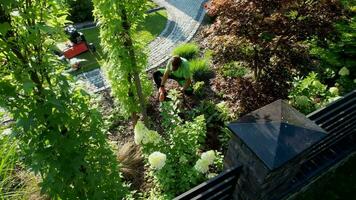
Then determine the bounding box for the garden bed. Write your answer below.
[2,0,355,199]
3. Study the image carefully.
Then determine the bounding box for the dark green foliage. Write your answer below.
[188,100,232,151]
[220,61,249,78]
[138,91,207,198]
[289,72,339,114]
[189,100,230,127]
[310,2,356,94]
[172,43,200,60]
[66,0,94,23]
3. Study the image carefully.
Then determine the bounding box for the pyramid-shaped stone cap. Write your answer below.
[228,100,327,170]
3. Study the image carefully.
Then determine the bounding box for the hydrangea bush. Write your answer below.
[134,91,223,198]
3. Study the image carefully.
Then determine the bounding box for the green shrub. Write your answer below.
[309,2,356,94]
[190,58,213,81]
[220,61,249,78]
[188,100,234,152]
[193,81,205,97]
[135,91,222,198]
[172,43,199,60]
[289,72,339,114]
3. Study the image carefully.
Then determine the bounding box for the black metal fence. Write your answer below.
[289,90,356,192]
[175,90,356,200]
[174,165,243,200]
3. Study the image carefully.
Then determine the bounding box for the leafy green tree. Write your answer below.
[93,0,152,124]
[0,1,127,199]
[65,0,94,23]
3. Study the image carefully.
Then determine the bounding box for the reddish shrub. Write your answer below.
[204,0,343,112]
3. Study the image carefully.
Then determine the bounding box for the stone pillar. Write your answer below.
[224,136,302,200]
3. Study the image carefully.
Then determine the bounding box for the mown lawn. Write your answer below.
[72,8,168,75]
[294,154,356,200]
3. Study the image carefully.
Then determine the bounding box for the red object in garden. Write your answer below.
[63,42,88,59]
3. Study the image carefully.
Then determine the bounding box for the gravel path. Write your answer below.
[77,0,207,92]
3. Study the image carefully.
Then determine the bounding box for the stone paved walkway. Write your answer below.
[77,0,207,92]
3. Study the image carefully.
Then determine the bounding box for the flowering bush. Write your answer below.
[135,91,223,198]
[308,0,356,95]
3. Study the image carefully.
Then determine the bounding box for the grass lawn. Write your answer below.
[294,154,356,200]
[72,7,168,75]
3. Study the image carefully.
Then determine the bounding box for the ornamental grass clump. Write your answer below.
[189,58,213,81]
[172,43,200,60]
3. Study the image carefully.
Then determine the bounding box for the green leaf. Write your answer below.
[0,22,11,35]
[23,80,35,93]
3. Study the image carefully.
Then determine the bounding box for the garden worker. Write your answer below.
[153,56,193,101]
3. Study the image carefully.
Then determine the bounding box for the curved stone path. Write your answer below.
[147,0,207,70]
[77,0,207,92]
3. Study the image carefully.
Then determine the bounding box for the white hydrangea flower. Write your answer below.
[328,96,341,103]
[194,159,210,173]
[329,87,339,96]
[148,151,166,170]
[269,55,280,66]
[144,130,161,145]
[1,128,12,136]
[134,121,146,145]
[339,67,350,76]
[134,122,161,145]
[201,150,216,165]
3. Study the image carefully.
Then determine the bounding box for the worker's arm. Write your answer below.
[161,59,172,88]
[182,78,192,91]
[160,70,170,88]
[159,69,170,102]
